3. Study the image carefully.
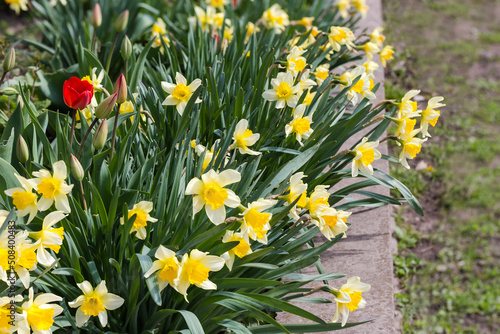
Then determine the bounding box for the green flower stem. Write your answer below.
[105,33,118,73]
[110,103,122,160]
[91,29,97,53]
[69,110,77,146]
[76,118,99,159]
[79,181,87,211]
[0,72,6,88]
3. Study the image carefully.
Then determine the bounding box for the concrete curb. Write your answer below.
[276,1,399,332]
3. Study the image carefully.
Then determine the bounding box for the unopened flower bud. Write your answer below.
[95,93,118,119]
[93,119,108,150]
[115,10,129,33]
[121,35,132,60]
[3,47,15,73]
[113,74,127,103]
[16,135,29,163]
[91,3,102,28]
[70,154,84,181]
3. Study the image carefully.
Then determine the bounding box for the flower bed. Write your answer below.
[0,0,443,332]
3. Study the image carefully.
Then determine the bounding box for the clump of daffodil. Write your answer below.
[262,72,301,109]
[285,104,314,146]
[313,64,330,85]
[286,46,307,75]
[161,72,202,116]
[314,207,351,240]
[232,119,261,155]
[330,276,371,327]
[420,96,445,137]
[1,294,23,332]
[4,174,38,224]
[69,281,124,328]
[328,26,356,52]
[352,0,369,17]
[358,41,380,61]
[18,288,63,333]
[262,4,289,33]
[144,245,180,292]
[240,198,277,244]
[398,125,427,169]
[120,201,158,240]
[336,0,351,18]
[0,229,38,289]
[29,211,66,267]
[185,169,241,225]
[351,137,381,177]
[380,45,395,67]
[152,18,170,53]
[174,249,225,301]
[221,230,252,270]
[339,66,376,105]
[31,160,74,213]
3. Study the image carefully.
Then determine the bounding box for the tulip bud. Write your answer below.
[16,135,29,163]
[91,3,102,28]
[113,74,127,104]
[95,93,118,119]
[70,154,84,181]
[93,119,108,150]
[115,10,129,33]
[3,47,15,73]
[121,35,132,60]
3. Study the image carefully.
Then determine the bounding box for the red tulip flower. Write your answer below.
[63,77,94,110]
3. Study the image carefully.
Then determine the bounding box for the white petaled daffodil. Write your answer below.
[395,118,419,140]
[262,72,301,109]
[358,42,380,61]
[232,119,261,155]
[262,4,289,33]
[82,67,104,91]
[314,207,351,241]
[0,230,38,289]
[119,201,158,240]
[152,18,171,53]
[29,211,66,267]
[282,172,308,210]
[221,230,252,271]
[313,64,330,85]
[369,27,385,48]
[362,60,379,75]
[6,0,28,14]
[69,281,125,328]
[336,0,351,18]
[189,6,224,31]
[161,72,202,116]
[303,89,316,106]
[185,169,241,225]
[351,137,381,177]
[397,89,421,118]
[18,287,63,334]
[206,0,229,10]
[174,249,225,302]
[339,66,376,105]
[285,104,314,146]
[31,160,74,213]
[399,127,427,169]
[379,45,395,67]
[4,174,38,224]
[286,46,307,75]
[240,198,277,244]
[144,245,180,292]
[328,26,356,52]
[420,96,445,137]
[304,185,330,216]
[331,276,371,327]
[298,69,317,93]
[0,295,24,333]
[352,0,369,17]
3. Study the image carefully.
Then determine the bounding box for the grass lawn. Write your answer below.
[383,0,500,333]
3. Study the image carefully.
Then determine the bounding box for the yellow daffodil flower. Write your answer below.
[18,287,63,333]
[285,104,314,146]
[144,245,180,292]
[0,295,24,332]
[304,185,330,216]
[399,128,427,169]
[369,27,385,47]
[29,211,66,267]
[352,137,381,177]
[31,160,74,213]
[352,0,369,18]
[152,18,171,53]
[221,230,252,270]
[397,90,421,118]
[4,174,38,224]
[161,72,202,116]
[336,0,351,19]
[380,45,395,67]
[420,96,445,137]
[262,4,289,33]
[185,169,241,225]
[314,207,351,240]
[6,0,28,15]
[339,66,376,105]
[313,64,330,85]
[328,26,356,52]
[240,198,277,244]
[331,276,371,327]
[362,60,379,75]
[189,6,224,32]
[232,119,261,155]
[120,201,158,240]
[0,229,38,289]
[296,17,314,30]
[75,105,94,129]
[298,69,317,93]
[262,72,301,109]
[206,0,229,9]
[82,67,104,91]
[303,88,316,106]
[69,281,124,328]
[245,22,259,43]
[358,42,380,61]
[174,249,225,301]
[286,46,307,75]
